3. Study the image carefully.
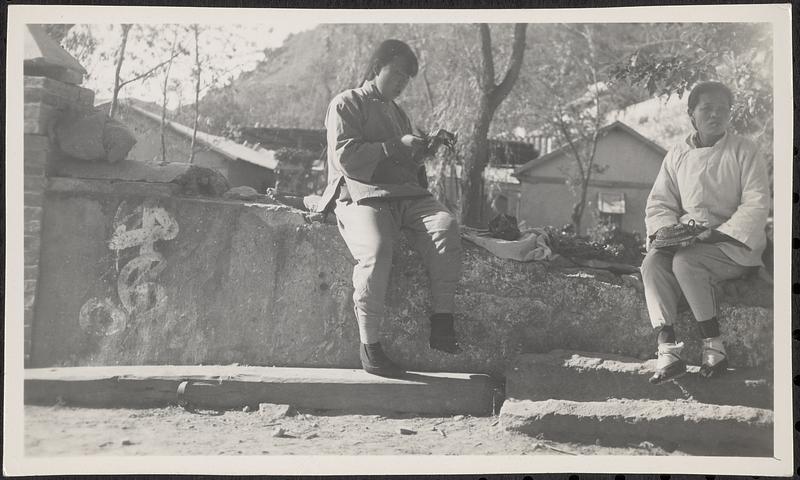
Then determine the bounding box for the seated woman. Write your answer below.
[642,81,770,384]
[317,39,463,378]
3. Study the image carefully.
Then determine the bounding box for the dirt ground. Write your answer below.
[24,404,681,456]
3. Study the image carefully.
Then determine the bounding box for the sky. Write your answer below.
[69,21,319,108]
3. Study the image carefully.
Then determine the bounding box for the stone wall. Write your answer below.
[23,75,94,366]
[29,176,774,374]
[20,26,775,374]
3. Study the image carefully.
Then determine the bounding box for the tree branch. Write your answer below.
[478,23,495,93]
[118,51,183,89]
[490,23,528,108]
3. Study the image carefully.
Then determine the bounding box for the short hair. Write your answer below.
[687,81,734,113]
[362,39,419,84]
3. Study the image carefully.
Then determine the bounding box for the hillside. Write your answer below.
[181,23,663,139]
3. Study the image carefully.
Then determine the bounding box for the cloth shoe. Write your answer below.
[649,341,687,384]
[699,336,728,378]
[360,342,406,378]
[429,313,462,354]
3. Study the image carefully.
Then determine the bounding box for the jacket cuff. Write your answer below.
[646,217,678,238]
[716,223,753,250]
[381,138,404,163]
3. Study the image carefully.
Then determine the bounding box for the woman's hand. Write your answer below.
[400,134,427,151]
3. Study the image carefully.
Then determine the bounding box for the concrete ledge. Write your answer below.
[24,366,500,416]
[500,398,773,456]
[506,351,772,409]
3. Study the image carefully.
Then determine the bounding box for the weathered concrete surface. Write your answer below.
[24,366,499,416]
[30,177,774,373]
[506,351,772,409]
[500,398,773,456]
[51,158,230,196]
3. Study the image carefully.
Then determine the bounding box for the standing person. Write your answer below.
[641,81,770,384]
[316,39,463,378]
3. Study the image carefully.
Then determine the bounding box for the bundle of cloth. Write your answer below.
[461,225,553,262]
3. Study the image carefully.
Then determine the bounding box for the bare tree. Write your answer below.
[109,24,132,119]
[190,24,201,163]
[460,23,527,227]
[159,27,185,164]
[108,25,186,119]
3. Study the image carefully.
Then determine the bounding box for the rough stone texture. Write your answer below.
[48,108,138,164]
[24,102,60,136]
[506,351,772,409]
[24,76,94,111]
[500,398,773,456]
[24,365,498,416]
[223,185,260,200]
[30,177,773,373]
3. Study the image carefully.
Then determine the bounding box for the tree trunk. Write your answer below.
[459,23,527,227]
[190,25,201,164]
[109,24,132,119]
[461,104,493,227]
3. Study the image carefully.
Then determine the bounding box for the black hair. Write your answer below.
[687,81,734,113]
[361,39,419,85]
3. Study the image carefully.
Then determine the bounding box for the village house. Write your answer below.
[100,98,279,192]
[239,127,327,195]
[513,120,667,235]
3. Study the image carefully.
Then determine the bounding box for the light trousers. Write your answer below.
[641,242,750,329]
[335,196,463,344]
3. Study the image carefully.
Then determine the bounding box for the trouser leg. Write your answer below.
[335,200,397,344]
[671,243,750,324]
[400,196,463,313]
[641,248,682,329]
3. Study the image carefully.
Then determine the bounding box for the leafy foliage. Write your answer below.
[586,216,645,265]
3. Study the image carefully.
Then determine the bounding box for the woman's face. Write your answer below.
[690,91,732,139]
[374,55,413,101]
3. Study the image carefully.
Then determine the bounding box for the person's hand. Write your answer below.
[696,228,730,243]
[400,134,427,151]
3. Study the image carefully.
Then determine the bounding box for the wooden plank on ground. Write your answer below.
[25,365,501,416]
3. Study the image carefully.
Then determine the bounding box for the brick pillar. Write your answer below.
[23,25,91,366]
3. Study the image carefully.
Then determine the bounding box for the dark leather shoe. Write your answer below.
[360,342,406,378]
[429,313,463,354]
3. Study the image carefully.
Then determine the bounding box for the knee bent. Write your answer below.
[671,249,701,281]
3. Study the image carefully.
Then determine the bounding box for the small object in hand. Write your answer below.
[488,214,521,241]
[421,128,458,154]
[650,219,706,250]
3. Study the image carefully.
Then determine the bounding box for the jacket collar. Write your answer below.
[687,129,729,149]
[361,79,388,102]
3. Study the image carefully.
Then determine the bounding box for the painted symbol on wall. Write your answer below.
[79,199,179,336]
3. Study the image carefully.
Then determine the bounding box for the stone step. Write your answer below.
[500,398,773,456]
[25,365,501,416]
[506,350,772,409]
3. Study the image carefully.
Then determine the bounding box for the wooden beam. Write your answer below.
[25,365,502,416]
